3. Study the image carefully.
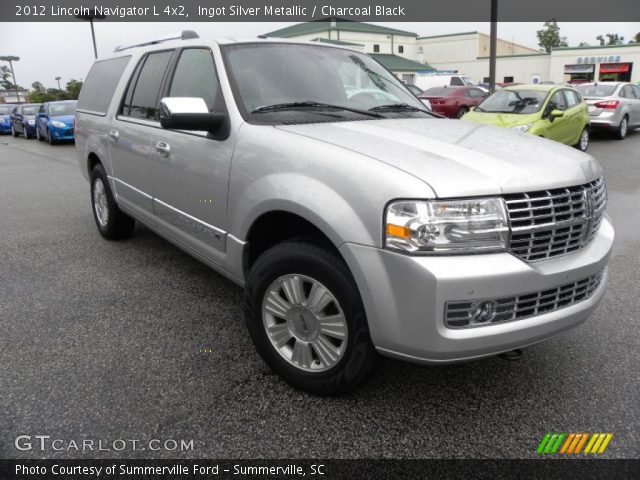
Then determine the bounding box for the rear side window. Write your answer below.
[450,77,464,86]
[122,50,174,120]
[78,56,131,115]
[168,48,220,112]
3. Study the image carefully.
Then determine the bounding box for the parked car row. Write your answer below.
[1,100,77,144]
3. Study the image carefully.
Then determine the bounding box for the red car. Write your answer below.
[419,86,488,118]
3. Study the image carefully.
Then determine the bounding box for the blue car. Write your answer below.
[10,103,42,138]
[36,100,77,144]
[0,104,17,134]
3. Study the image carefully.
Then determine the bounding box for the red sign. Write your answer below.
[599,63,630,73]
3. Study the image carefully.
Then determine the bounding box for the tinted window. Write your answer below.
[398,45,404,53]
[563,90,578,108]
[621,85,636,99]
[576,84,617,97]
[0,105,12,115]
[22,105,41,115]
[548,91,567,111]
[125,51,173,120]
[169,49,220,111]
[373,44,380,53]
[78,56,131,115]
[450,77,464,86]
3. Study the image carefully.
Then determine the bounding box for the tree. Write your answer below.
[0,65,20,90]
[578,42,590,47]
[65,79,83,99]
[537,20,568,53]
[598,33,625,45]
[633,32,640,44]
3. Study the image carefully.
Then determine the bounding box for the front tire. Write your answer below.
[615,115,628,140]
[245,241,377,395]
[36,127,43,141]
[575,127,589,152]
[11,125,18,137]
[90,163,135,240]
[47,128,56,145]
[24,126,32,139]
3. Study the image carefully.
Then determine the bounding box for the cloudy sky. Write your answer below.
[1,21,639,89]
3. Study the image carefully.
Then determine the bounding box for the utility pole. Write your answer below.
[489,0,498,93]
[75,9,107,59]
[0,55,21,103]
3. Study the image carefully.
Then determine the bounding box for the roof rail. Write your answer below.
[114,30,199,52]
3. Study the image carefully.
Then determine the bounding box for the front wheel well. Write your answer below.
[244,211,340,276]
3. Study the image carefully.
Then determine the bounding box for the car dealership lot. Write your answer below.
[0,131,638,459]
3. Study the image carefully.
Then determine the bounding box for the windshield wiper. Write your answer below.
[369,103,431,114]
[251,101,383,118]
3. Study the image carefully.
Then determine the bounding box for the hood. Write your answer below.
[463,111,540,129]
[50,114,75,125]
[276,118,601,198]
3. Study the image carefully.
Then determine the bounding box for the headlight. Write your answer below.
[28,119,36,126]
[0,118,5,124]
[511,123,532,133]
[51,121,66,128]
[385,198,509,254]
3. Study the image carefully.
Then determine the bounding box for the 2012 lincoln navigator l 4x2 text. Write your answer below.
[75,32,613,394]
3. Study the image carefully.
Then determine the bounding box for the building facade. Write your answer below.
[265,20,640,86]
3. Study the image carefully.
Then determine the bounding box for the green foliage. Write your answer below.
[633,32,640,44]
[1,65,22,90]
[29,79,80,103]
[578,42,590,47]
[536,20,568,53]
[597,33,625,46]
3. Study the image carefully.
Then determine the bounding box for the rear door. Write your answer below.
[147,46,235,258]
[110,49,175,216]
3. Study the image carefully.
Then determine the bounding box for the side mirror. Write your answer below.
[549,109,564,121]
[159,97,227,137]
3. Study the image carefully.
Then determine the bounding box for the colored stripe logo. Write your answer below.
[537,433,613,454]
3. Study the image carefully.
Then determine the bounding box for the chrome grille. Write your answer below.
[504,177,606,262]
[445,269,605,328]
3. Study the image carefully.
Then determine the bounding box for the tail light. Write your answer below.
[594,100,620,109]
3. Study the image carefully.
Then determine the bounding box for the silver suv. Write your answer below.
[76,33,614,395]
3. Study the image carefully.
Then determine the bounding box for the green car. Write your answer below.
[463,84,591,151]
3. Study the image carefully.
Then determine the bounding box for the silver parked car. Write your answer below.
[576,82,640,139]
[75,33,614,395]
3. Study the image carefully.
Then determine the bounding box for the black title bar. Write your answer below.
[3,0,640,22]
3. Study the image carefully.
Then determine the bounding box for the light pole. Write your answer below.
[488,0,498,93]
[0,55,21,103]
[55,76,62,98]
[75,9,107,59]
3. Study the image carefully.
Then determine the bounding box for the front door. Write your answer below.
[148,46,235,257]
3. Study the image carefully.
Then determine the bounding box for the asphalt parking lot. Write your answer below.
[1,129,639,459]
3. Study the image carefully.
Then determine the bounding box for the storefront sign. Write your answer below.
[599,63,630,73]
[565,64,595,73]
[576,55,621,64]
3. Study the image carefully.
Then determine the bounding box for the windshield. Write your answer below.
[22,105,41,115]
[0,106,13,115]
[576,84,617,97]
[477,90,548,114]
[222,43,428,123]
[49,102,77,116]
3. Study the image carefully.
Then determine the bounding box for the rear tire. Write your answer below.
[457,107,469,119]
[244,241,377,395]
[615,116,628,140]
[90,163,135,240]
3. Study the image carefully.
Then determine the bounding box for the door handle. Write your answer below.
[155,141,171,157]
[108,129,119,141]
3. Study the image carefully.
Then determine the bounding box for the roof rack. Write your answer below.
[114,30,199,52]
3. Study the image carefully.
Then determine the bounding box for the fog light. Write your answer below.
[471,301,497,324]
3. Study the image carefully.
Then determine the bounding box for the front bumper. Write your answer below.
[50,125,75,141]
[339,217,614,364]
[0,121,11,133]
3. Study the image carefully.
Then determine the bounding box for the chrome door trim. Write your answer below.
[153,197,227,251]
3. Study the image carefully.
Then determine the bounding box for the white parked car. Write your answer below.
[415,74,484,91]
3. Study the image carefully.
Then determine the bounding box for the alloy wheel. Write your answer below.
[93,178,109,227]
[262,274,348,372]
